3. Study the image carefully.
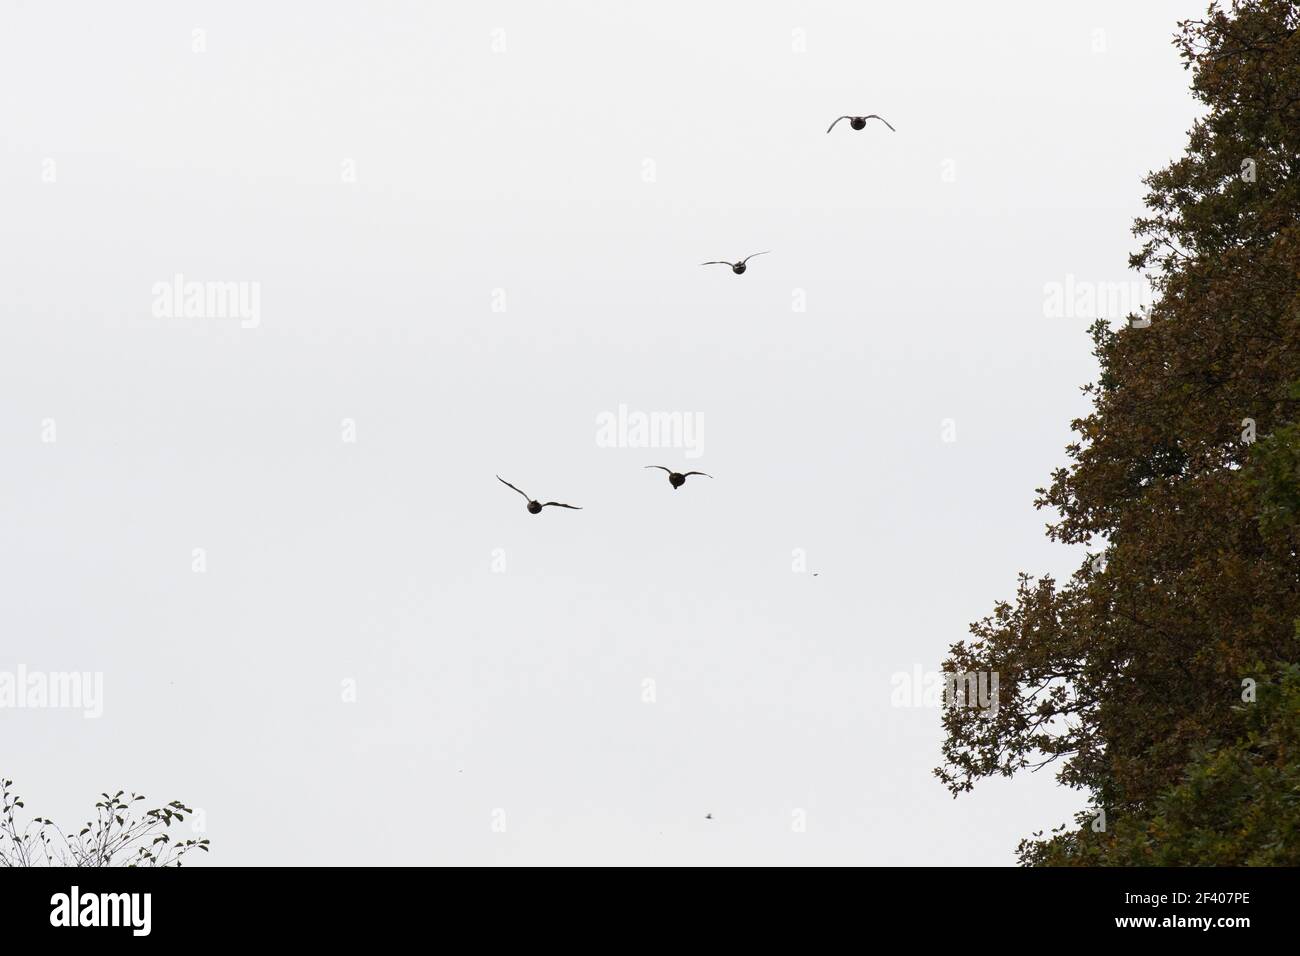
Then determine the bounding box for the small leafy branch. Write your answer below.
[0,778,210,867]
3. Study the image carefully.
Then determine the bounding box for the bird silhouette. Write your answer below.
[827,114,895,134]
[645,465,712,490]
[701,251,769,274]
[496,476,582,514]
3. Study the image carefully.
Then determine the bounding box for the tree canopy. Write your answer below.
[937,0,1300,864]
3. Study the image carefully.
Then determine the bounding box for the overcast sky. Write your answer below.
[0,1,1206,865]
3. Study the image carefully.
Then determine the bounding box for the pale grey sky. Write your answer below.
[0,0,1204,864]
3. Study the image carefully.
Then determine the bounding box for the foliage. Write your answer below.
[938,0,1300,863]
[1018,663,1300,865]
[0,778,209,867]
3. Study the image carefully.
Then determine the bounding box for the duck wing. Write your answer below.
[496,475,531,500]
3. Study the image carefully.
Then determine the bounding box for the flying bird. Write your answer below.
[826,114,895,134]
[645,465,713,490]
[701,251,769,275]
[496,475,582,514]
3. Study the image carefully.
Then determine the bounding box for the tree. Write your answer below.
[937,0,1300,864]
[0,778,210,867]
[1018,662,1300,865]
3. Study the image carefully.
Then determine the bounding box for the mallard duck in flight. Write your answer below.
[826,114,895,133]
[496,476,582,514]
[701,251,769,274]
[645,465,713,490]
